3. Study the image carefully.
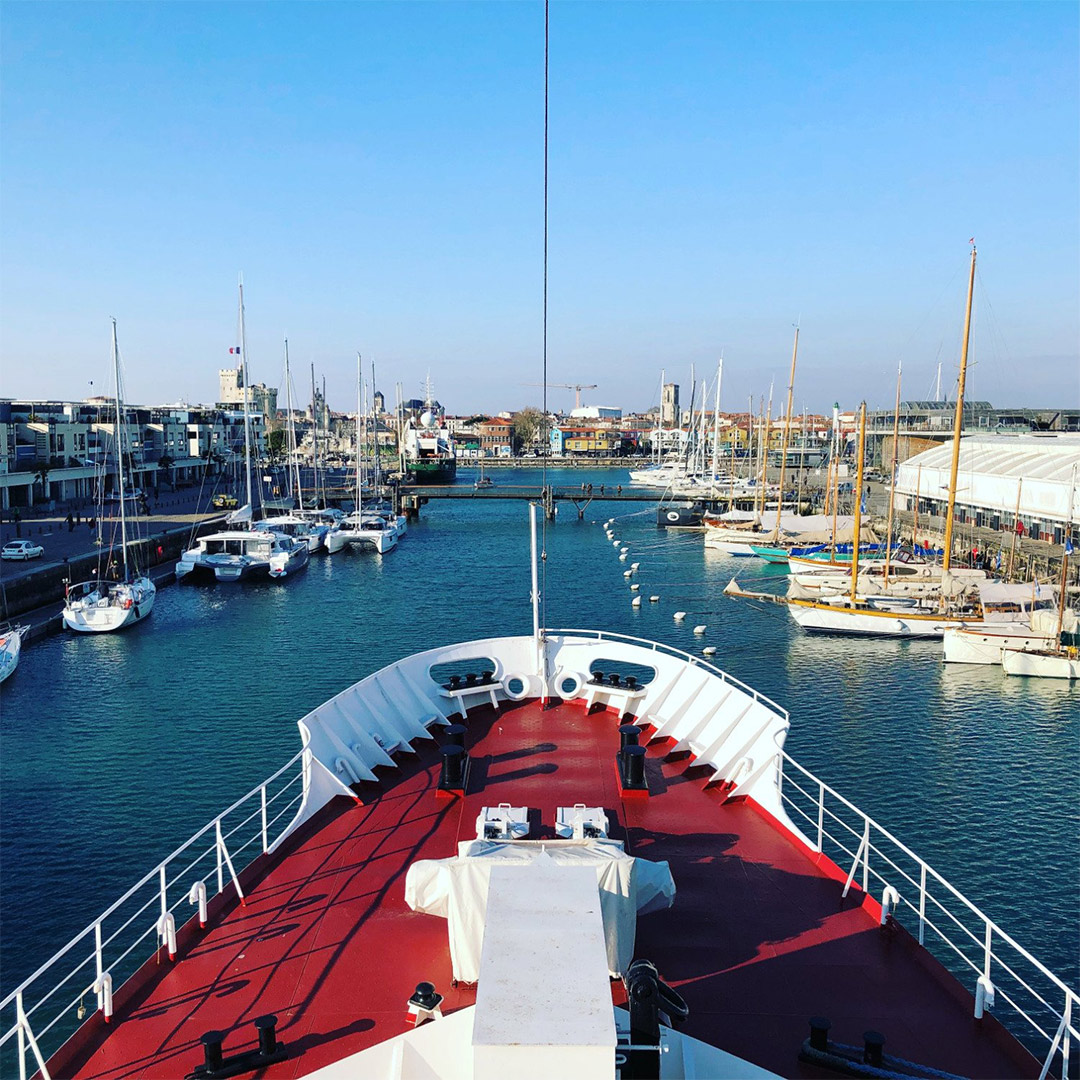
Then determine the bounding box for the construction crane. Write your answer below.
[525,382,598,410]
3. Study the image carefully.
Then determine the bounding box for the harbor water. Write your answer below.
[2,467,1078,1013]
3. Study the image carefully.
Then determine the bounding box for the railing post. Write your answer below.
[94,921,104,1007]
[17,989,26,1080]
[983,922,993,981]
[816,782,825,853]
[1063,988,1072,1080]
[215,820,224,896]
[260,785,269,854]
[159,865,168,926]
[861,820,870,895]
[918,864,927,946]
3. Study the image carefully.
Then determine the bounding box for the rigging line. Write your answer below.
[540,0,549,633]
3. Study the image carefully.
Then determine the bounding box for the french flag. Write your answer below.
[229,346,241,354]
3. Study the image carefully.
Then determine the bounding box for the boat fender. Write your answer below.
[553,669,584,702]
[93,971,114,1022]
[188,880,208,928]
[157,911,177,961]
[122,598,133,609]
[667,511,681,522]
[880,885,900,926]
[975,974,996,1019]
[501,672,532,701]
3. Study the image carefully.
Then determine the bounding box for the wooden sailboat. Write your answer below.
[1001,466,1079,678]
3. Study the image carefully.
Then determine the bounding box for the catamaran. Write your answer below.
[62,321,157,634]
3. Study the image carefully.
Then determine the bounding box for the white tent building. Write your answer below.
[894,433,1080,543]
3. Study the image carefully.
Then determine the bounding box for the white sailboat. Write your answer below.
[62,321,157,633]
[326,357,398,556]
[1001,483,1079,678]
[176,281,310,583]
[0,623,28,684]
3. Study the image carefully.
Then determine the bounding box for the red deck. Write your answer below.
[53,699,1037,1079]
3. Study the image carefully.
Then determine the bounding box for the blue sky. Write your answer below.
[1,1,1076,416]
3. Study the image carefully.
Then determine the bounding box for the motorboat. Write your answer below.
[260,513,329,553]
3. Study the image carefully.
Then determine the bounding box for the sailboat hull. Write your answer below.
[787,600,960,638]
[1001,648,1080,679]
[943,626,1056,665]
[62,579,157,633]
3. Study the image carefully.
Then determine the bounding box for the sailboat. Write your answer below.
[1000,474,1079,678]
[62,321,157,633]
[261,339,330,552]
[326,357,399,556]
[176,281,310,583]
[474,460,494,490]
[0,623,28,684]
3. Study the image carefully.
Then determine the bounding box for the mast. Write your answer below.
[1056,467,1077,648]
[371,358,380,492]
[1006,478,1023,580]
[238,279,253,514]
[829,452,840,560]
[111,319,130,580]
[942,243,977,571]
[322,375,328,507]
[773,326,799,537]
[883,361,903,580]
[849,401,867,603]
[284,338,302,510]
[913,463,921,551]
[657,368,665,465]
[310,364,319,508]
[756,382,773,523]
[711,357,723,488]
[360,356,369,516]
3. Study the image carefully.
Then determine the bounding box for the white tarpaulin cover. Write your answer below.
[404,838,676,982]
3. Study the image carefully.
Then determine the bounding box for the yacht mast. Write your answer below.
[773,326,799,536]
[355,355,363,516]
[849,402,867,603]
[310,364,319,508]
[942,243,977,572]
[111,319,130,580]
[284,338,302,510]
[711,357,723,487]
[238,279,253,514]
[755,382,773,523]
[883,361,902,581]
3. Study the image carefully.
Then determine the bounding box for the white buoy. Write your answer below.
[619,553,628,561]
[649,595,660,602]
[632,596,642,607]
[693,624,706,635]
[612,541,620,548]
[673,612,687,621]
[630,562,640,571]
[630,584,640,592]
[620,547,629,554]
[623,570,633,578]
[703,646,717,656]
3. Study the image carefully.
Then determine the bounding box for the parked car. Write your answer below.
[1,540,45,561]
[211,493,239,510]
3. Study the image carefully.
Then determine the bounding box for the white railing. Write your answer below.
[776,750,1078,1080]
[0,748,311,1080]
[548,628,790,723]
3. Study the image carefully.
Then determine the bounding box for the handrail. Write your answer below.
[546,627,790,723]
[776,749,1079,1077]
[0,747,310,1078]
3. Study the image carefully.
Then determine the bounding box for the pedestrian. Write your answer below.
[66,512,74,533]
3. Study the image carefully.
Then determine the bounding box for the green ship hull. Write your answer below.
[407,457,457,484]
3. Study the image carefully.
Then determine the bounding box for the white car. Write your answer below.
[1,540,45,561]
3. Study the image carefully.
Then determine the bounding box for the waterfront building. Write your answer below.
[217,367,278,421]
[477,416,514,457]
[569,405,622,421]
[894,432,1080,544]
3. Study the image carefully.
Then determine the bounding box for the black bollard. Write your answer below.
[254,1015,278,1057]
[863,1030,885,1067]
[808,1016,831,1053]
[609,672,621,686]
[626,676,637,690]
[619,724,640,750]
[621,744,646,787]
[449,674,461,690]
[439,745,467,789]
[444,724,467,748]
[201,1030,225,1073]
[591,670,604,684]
[465,672,477,687]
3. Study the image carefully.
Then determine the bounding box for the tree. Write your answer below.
[511,407,544,453]
[33,464,50,503]
[267,429,287,462]
[158,454,175,488]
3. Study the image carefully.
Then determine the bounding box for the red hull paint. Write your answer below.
[49,699,1038,1080]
